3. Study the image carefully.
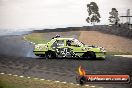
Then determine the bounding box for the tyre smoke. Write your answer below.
[0,35,36,58]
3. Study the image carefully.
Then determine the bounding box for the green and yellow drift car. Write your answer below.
[33,37,106,59]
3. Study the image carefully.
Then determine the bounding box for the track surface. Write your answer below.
[0,35,132,88]
[0,55,132,88]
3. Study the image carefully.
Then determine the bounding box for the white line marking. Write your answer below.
[90,86,95,87]
[85,85,89,87]
[8,74,12,75]
[27,77,31,79]
[61,82,67,84]
[55,81,60,83]
[13,75,18,77]
[23,37,27,41]
[47,80,51,82]
[76,84,79,86]
[114,55,132,58]
[34,78,38,80]
[0,72,103,88]
[98,87,103,88]
[19,76,24,78]
[70,83,74,84]
[0,73,5,74]
[40,79,45,80]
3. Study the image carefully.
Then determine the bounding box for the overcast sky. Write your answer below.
[0,0,132,29]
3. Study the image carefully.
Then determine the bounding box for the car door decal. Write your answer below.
[60,48,71,57]
[55,48,80,57]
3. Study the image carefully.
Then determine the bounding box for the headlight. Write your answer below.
[35,45,48,50]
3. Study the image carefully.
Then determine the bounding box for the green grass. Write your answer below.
[24,32,80,44]
[0,74,96,88]
[24,33,49,44]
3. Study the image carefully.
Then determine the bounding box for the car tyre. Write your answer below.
[83,51,96,59]
[45,51,56,59]
[79,76,87,85]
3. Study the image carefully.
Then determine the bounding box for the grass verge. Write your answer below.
[0,74,95,88]
[24,31,80,44]
[24,33,49,44]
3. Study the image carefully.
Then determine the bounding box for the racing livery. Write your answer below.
[33,37,106,59]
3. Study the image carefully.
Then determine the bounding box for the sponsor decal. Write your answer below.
[76,66,130,84]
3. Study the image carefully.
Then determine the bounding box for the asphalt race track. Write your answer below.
[0,35,132,88]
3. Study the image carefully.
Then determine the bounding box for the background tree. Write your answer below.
[109,8,120,25]
[86,2,101,24]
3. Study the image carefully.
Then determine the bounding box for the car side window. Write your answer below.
[66,39,80,47]
[52,40,64,47]
[66,40,72,46]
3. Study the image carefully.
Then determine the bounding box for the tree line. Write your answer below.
[86,2,120,25]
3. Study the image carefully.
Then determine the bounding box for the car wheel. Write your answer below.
[45,51,56,59]
[40,54,45,57]
[83,52,96,59]
[79,76,87,85]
